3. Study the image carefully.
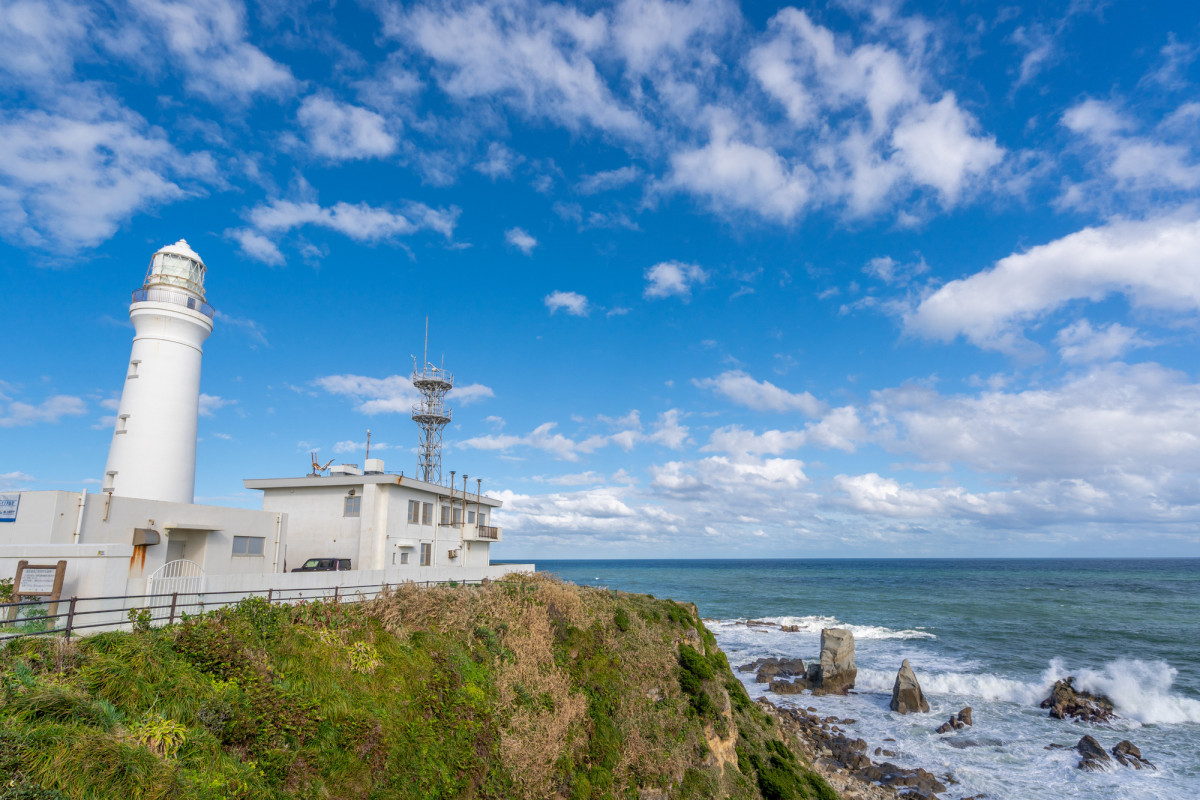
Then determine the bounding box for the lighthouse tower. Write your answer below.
[102,240,215,504]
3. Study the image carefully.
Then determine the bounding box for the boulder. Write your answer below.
[769,678,808,694]
[780,624,799,632]
[753,656,807,683]
[1076,734,1111,771]
[1041,677,1115,723]
[810,628,857,695]
[936,706,972,733]
[1112,740,1155,770]
[890,659,930,714]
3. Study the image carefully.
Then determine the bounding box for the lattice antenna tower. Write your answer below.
[411,318,453,484]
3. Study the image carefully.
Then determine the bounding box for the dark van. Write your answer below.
[291,558,352,572]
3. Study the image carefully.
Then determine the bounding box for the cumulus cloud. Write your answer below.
[130,0,295,101]
[545,290,589,316]
[505,227,538,254]
[905,215,1200,352]
[394,0,645,137]
[693,370,824,415]
[643,261,708,300]
[0,394,86,427]
[1055,320,1150,363]
[666,130,811,222]
[1060,99,1200,207]
[297,95,398,161]
[0,99,212,247]
[316,373,494,415]
[198,394,233,417]
[232,198,459,263]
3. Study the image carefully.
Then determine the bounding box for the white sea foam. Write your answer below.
[1046,657,1200,726]
[715,615,936,641]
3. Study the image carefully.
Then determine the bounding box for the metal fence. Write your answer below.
[0,578,497,643]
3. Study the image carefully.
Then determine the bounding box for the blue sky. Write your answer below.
[2,0,1200,558]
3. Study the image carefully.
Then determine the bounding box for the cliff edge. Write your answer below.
[0,574,838,800]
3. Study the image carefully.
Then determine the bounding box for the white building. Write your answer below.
[244,460,503,572]
[1,239,529,607]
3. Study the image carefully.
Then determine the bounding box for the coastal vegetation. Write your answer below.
[0,574,838,800]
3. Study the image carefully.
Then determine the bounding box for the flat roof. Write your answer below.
[242,473,502,507]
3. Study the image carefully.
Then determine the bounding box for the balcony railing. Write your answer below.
[475,525,500,540]
[131,288,215,318]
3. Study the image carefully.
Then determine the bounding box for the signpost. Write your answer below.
[0,493,18,522]
[6,560,67,621]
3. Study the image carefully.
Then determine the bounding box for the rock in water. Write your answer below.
[890,659,930,714]
[1076,735,1111,771]
[936,707,973,733]
[811,628,857,695]
[1112,740,1155,770]
[1040,677,1115,723]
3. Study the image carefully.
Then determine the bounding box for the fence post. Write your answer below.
[267,588,274,604]
[64,597,78,640]
[333,585,340,604]
[168,592,178,625]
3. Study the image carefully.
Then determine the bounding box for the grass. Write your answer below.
[0,575,838,800]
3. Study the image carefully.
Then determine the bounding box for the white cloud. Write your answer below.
[545,290,589,316]
[0,394,86,427]
[1060,99,1200,205]
[505,227,538,254]
[198,393,232,417]
[234,198,459,262]
[227,228,284,266]
[130,0,295,101]
[316,373,494,415]
[869,362,1200,482]
[577,165,640,194]
[460,421,603,462]
[333,439,395,454]
[0,0,90,82]
[741,7,1002,216]
[1055,320,1150,363]
[831,472,1000,519]
[611,0,737,73]
[396,0,645,138]
[666,131,811,222]
[891,94,1003,204]
[643,261,708,300]
[906,215,1200,352]
[0,99,211,247]
[475,142,521,179]
[693,370,824,415]
[297,95,398,161]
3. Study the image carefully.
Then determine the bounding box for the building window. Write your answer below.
[400,551,409,565]
[440,505,450,524]
[421,502,432,525]
[407,499,420,523]
[468,510,476,524]
[453,506,462,524]
[420,543,432,566]
[232,536,265,556]
[344,495,361,517]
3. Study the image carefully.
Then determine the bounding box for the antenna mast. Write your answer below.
[411,318,453,484]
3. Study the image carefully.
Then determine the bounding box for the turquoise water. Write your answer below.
[533,559,1200,799]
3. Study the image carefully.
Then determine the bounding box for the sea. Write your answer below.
[530,559,1200,800]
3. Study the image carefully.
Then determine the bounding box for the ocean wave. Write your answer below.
[713,615,936,641]
[855,657,1200,725]
[1045,657,1200,726]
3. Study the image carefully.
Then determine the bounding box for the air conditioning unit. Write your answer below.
[448,549,459,559]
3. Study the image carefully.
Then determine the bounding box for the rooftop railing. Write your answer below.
[131,287,215,318]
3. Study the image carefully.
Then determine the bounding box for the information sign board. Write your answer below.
[0,493,18,522]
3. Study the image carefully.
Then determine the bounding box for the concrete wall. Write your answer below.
[1,491,286,598]
[262,482,497,572]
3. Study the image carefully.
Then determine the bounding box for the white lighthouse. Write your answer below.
[102,240,214,504]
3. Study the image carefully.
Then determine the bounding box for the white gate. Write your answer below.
[146,559,205,621]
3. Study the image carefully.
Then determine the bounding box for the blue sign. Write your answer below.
[0,494,19,522]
